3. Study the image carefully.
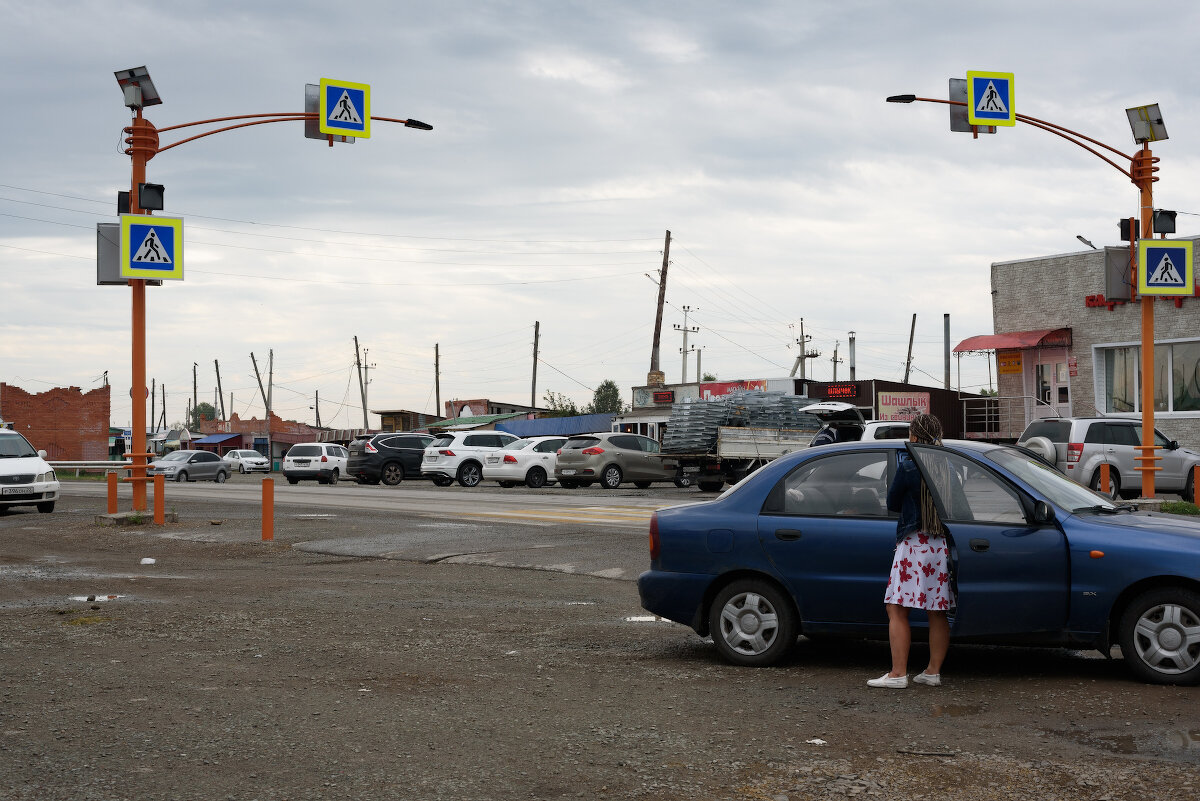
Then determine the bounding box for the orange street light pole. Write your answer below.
[887,94,1161,496]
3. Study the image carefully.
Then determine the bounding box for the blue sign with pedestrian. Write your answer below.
[319,78,371,138]
[1139,240,1194,296]
[119,215,184,280]
[967,70,1015,127]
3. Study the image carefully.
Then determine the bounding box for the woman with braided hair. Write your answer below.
[867,413,955,689]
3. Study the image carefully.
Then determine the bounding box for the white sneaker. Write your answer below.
[866,672,908,689]
[913,672,942,686]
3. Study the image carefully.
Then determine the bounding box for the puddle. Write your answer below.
[931,704,983,718]
[1047,727,1200,762]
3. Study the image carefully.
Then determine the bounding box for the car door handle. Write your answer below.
[969,538,990,553]
[775,529,803,541]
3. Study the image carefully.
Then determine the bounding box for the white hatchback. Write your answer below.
[482,436,567,488]
[0,429,61,513]
[224,449,270,474]
[282,442,349,485]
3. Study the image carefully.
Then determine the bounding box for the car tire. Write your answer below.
[698,480,725,492]
[708,579,797,667]
[525,467,548,489]
[328,468,339,486]
[380,462,404,486]
[239,465,247,474]
[1118,587,1200,685]
[633,481,652,489]
[215,471,227,484]
[498,481,516,488]
[600,465,623,489]
[287,478,299,485]
[559,479,579,489]
[176,471,187,483]
[1185,470,1196,504]
[1089,467,1121,501]
[674,476,693,489]
[36,501,55,513]
[1021,436,1057,465]
[457,462,482,488]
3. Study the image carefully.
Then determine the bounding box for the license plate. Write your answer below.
[683,466,700,473]
[486,457,498,464]
[2,486,31,494]
[560,469,576,475]
[294,459,310,466]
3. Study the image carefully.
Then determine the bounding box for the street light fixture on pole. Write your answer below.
[887,90,1167,497]
[113,67,432,512]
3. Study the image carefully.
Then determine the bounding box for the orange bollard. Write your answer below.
[262,478,274,542]
[1099,463,1110,495]
[153,474,165,525]
[106,471,118,515]
[1194,465,1200,504]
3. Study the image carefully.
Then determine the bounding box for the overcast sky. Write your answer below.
[4,1,1200,430]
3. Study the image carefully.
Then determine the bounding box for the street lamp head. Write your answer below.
[1076,235,1097,250]
[114,66,162,109]
[886,94,917,104]
[403,119,434,130]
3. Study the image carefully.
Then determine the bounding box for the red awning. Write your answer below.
[953,328,1072,354]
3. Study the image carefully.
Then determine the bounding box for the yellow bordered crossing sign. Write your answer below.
[967,71,1015,127]
[319,78,371,138]
[120,215,184,281]
[1138,239,1194,296]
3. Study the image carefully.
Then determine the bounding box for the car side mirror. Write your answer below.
[38,449,48,459]
[1032,500,1055,525]
[1169,440,1180,450]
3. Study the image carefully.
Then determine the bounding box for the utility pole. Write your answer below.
[354,337,370,430]
[830,341,843,381]
[214,359,225,420]
[150,378,156,435]
[648,230,671,386]
[251,351,273,469]
[192,362,198,430]
[159,385,167,432]
[848,331,856,381]
[531,321,540,408]
[674,305,699,383]
[903,314,917,384]
[788,318,821,380]
[696,347,703,382]
[434,344,441,418]
[313,390,321,428]
[943,313,951,390]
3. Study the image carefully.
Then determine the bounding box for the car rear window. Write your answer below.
[431,436,454,448]
[563,437,601,450]
[1022,420,1071,443]
[289,445,321,457]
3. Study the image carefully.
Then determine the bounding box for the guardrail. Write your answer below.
[50,461,131,477]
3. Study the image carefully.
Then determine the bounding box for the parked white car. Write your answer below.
[482,436,568,488]
[422,431,519,487]
[804,401,912,446]
[223,449,270,474]
[0,429,60,513]
[282,443,349,485]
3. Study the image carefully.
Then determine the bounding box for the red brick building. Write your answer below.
[0,383,110,460]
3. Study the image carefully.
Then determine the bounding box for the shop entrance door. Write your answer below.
[1027,347,1072,420]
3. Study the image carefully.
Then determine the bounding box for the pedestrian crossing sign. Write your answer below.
[967,70,1015,127]
[319,78,371,138]
[119,215,184,281]
[1138,239,1194,296]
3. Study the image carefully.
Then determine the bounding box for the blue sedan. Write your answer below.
[638,440,1200,685]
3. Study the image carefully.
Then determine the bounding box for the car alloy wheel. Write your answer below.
[709,579,797,667]
[458,462,482,487]
[1119,588,1200,685]
[175,471,187,483]
[381,463,404,486]
[215,471,227,484]
[525,466,548,489]
[601,465,623,489]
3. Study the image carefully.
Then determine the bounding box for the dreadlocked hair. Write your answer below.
[909,414,948,536]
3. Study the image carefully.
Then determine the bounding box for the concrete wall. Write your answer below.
[0,383,110,460]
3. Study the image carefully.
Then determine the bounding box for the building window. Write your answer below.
[1101,341,1200,414]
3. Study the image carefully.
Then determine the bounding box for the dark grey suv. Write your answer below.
[1018,417,1200,501]
[348,432,434,485]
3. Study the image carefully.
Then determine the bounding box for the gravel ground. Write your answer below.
[0,502,1197,800]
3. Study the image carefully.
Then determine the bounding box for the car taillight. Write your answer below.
[364,441,378,454]
[648,512,660,560]
[504,454,518,463]
[440,449,455,456]
[582,446,605,455]
[321,455,328,462]
[1066,443,1083,463]
[556,449,562,455]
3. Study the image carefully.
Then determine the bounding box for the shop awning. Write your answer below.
[953,328,1072,354]
[192,433,239,445]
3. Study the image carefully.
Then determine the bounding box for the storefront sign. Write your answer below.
[825,383,858,400]
[877,391,930,421]
[1068,356,1078,377]
[652,390,675,403]
[700,379,766,400]
[997,350,1023,375]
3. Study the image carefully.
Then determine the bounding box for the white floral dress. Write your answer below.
[884,530,955,611]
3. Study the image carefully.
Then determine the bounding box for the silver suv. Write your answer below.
[422,431,519,487]
[1017,417,1200,501]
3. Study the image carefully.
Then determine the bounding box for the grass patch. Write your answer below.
[1160,500,1200,515]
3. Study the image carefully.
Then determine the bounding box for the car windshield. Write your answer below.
[0,434,38,458]
[986,447,1117,511]
[160,451,190,462]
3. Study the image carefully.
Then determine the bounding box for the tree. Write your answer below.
[193,402,217,429]
[586,379,628,414]
[701,372,717,382]
[541,390,580,417]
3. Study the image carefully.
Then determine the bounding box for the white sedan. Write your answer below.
[482,436,567,488]
[223,449,270,474]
